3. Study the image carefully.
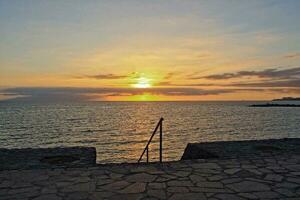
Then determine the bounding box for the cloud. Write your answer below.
[2,86,299,102]
[229,79,300,88]
[155,81,215,87]
[284,53,300,59]
[75,73,128,80]
[163,67,300,90]
[163,72,175,80]
[199,67,300,80]
[0,87,240,102]
[156,79,300,89]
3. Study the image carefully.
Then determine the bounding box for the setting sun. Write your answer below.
[133,77,152,88]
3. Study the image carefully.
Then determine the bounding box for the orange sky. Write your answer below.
[1,1,300,102]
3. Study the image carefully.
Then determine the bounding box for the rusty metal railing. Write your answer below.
[138,117,164,163]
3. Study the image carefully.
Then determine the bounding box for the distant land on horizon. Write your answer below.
[273,97,300,101]
[250,96,300,107]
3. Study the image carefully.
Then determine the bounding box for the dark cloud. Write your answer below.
[229,79,300,88]
[0,87,239,102]
[163,72,175,80]
[156,79,300,88]
[155,67,300,89]
[1,86,299,102]
[204,67,300,88]
[75,73,128,80]
[155,81,215,87]
[284,53,300,59]
[197,67,300,80]
[154,81,174,86]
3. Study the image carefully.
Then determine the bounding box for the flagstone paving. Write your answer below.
[0,153,300,200]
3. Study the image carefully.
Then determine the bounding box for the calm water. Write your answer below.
[0,101,299,163]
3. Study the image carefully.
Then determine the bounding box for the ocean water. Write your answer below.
[0,101,299,163]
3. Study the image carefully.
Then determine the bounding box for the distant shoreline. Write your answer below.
[272,97,300,101]
[250,103,300,107]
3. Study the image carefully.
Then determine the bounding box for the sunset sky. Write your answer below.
[1,0,300,101]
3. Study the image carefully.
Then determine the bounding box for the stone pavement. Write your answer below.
[0,153,300,200]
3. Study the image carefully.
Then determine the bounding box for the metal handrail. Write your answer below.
[138,117,164,163]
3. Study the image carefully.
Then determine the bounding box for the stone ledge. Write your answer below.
[0,147,96,170]
[181,138,300,160]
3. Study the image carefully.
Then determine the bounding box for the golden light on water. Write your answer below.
[132,93,157,101]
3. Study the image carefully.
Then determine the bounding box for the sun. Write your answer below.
[133,77,151,88]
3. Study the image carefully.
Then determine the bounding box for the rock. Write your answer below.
[224,168,241,175]
[190,163,221,169]
[103,180,130,190]
[32,194,62,200]
[197,181,223,188]
[253,191,281,199]
[167,187,189,193]
[61,182,95,192]
[189,175,206,183]
[119,183,146,194]
[148,182,166,189]
[0,180,13,188]
[148,189,166,199]
[238,193,258,199]
[41,186,57,194]
[227,181,270,192]
[214,194,245,200]
[264,174,283,182]
[189,187,230,193]
[208,175,223,181]
[66,192,89,200]
[172,171,191,177]
[90,191,114,199]
[110,194,144,200]
[276,182,299,189]
[169,193,207,200]
[125,173,156,182]
[167,180,193,187]
[286,177,300,184]
[273,188,296,197]
[221,178,242,184]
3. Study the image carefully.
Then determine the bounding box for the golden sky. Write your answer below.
[1,1,300,101]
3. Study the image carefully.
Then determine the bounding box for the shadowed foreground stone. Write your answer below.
[1,139,300,199]
[1,152,300,199]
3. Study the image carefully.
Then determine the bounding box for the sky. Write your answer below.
[1,0,300,101]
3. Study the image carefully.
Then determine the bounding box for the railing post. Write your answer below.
[159,118,163,163]
[146,146,149,163]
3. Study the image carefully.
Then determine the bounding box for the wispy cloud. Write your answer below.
[284,53,300,59]
[229,79,300,88]
[163,72,175,80]
[75,73,128,80]
[199,67,300,80]
[0,87,242,102]
[2,85,299,102]
[155,81,215,87]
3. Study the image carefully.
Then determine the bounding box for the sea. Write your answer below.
[0,101,299,163]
